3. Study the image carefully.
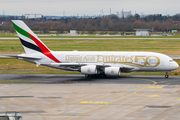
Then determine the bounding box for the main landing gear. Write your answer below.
[85,74,106,78]
[165,71,169,78]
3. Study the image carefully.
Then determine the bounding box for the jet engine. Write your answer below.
[81,66,97,75]
[105,67,120,76]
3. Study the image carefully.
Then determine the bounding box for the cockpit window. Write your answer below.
[169,60,174,62]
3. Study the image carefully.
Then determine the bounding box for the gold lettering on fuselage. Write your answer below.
[65,55,160,67]
[87,68,91,73]
[66,56,95,62]
[97,55,101,62]
[103,56,110,62]
[135,56,146,63]
[111,69,114,74]
[83,56,95,61]
[65,56,82,61]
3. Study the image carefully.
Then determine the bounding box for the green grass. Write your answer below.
[0,39,180,55]
[0,81,43,83]
[0,58,69,71]
[0,58,81,73]
[1,33,180,38]
[0,37,180,75]
[38,35,180,38]
[121,72,165,75]
[0,34,16,37]
[0,70,81,74]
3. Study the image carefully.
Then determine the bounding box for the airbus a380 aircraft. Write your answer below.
[11,20,179,78]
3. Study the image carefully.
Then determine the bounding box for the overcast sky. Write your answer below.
[0,0,179,16]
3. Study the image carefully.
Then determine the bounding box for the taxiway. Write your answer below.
[0,74,180,120]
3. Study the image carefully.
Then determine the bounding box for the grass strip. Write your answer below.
[0,81,43,83]
[0,71,81,74]
[121,72,165,75]
[1,39,180,55]
[38,35,180,38]
[1,34,180,38]
[0,71,172,76]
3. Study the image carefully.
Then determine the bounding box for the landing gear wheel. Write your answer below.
[165,71,169,78]
[102,74,106,77]
[85,74,90,77]
[165,75,169,78]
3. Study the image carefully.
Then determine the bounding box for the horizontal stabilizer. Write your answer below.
[3,54,42,60]
[17,54,42,60]
[0,54,18,58]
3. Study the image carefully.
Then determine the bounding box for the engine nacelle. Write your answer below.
[105,67,120,76]
[81,66,97,75]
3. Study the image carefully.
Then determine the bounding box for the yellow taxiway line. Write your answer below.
[67,78,158,120]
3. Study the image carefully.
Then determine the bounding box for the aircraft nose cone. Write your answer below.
[174,62,179,69]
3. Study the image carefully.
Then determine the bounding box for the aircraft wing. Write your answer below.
[0,53,134,72]
[48,63,134,72]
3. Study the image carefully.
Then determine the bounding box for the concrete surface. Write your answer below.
[0,74,180,119]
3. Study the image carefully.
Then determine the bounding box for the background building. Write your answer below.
[70,30,77,35]
[24,14,43,19]
[134,29,150,36]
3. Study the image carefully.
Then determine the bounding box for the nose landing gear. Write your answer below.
[165,75,169,78]
[165,71,169,78]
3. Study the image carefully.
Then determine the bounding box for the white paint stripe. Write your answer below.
[16,32,37,46]
[22,46,42,54]
[12,20,40,41]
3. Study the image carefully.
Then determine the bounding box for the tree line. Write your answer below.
[1,14,180,33]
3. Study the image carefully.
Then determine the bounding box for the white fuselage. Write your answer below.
[33,51,178,72]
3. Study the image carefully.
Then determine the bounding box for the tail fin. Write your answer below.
[12,20,50,54]
[12,20,60,63]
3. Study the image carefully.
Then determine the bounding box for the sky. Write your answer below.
[0,0,179,16]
